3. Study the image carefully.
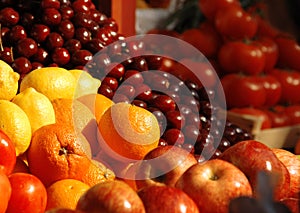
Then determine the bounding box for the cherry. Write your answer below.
[72,0,90,13]
[41,0,61,9]
[116,84,135,100]
[98,84,114,99]
[57,20,75,40]
[51,47,70,65]
[89,8,107,23]
[0,7,19,26]
[16,38,38,58]
[59,5,74,20]
[132,100,147,109]
[134,84,153,101]
[183,125,201,144]
[0,47,14,64]
[75,27,91,44]
[94,27,114,45]
[30,24,51,43]
[84,38,105,53]
[151,95,176,113]
[63,39,82,54]
[71,49,92,66]
[123,70,144,85]
[20,13,35,29]
[46,32,64,49]
[11,57,32,74]
[217,138,231,152]
[105,62,125,80]
[42,8,62,26]
[166,110,185,129]
[73,12,93,28]
[31,62,44,70]
[162,128,184,145]
[102,77,119,91]
[32,48,50,64]
[8,25,27,42]
[125,56,148,71]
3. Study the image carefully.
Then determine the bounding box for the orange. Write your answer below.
[46,179,90,210]
[98,102,160,161]
[80,159,115,187]
[52,98,97,157]
[27,123,92,187]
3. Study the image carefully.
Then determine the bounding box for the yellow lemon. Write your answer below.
[19,67,76,101]
[0,100,31,156]
[69,69,101,98]
[12,87,56,134]
[0,60,20,100]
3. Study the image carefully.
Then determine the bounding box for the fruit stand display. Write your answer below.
[0,0,299,213]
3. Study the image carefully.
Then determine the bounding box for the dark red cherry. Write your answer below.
[51,47,70,65]
[11,57,32,74]
[16,38,38,58]
[166,110,185,129]
[75,27,91,44]
[57,20,75,40]
[32,48,50,64]
[102,77,119,91]
[42,8,62,26]
[152,95,176,113]
[41,0,61,9]
[30,24,50,43]
[8,25,27,42]
[162,128,185,145]
[63,39,82,54]
[71,49,92,66]
[46,32,64,49]
[59,5,74,19]
[0,47,14,64]
[0,7,19,26]
[84,38,105,53]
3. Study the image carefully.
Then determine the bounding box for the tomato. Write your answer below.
[6,173,47,213]
[257,74,282,107]
[229,107,272,129]
[198,0,240,20]
[214,5,258,40]
[0,167,11,213]
[218,40,265,75]
[0,130,16,175]
[275,36,300,70]
[221,74,266,108]
[269,68,300,105]
[253,37,279,72]
[180,22,222,58]
[285,104,300,125]
[262,105,291,128]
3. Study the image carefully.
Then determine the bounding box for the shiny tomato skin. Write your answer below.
[275,36,300,70]
[214,5,258,40]
[0,168,11,213]
[285,104,300,125]
[257,74,282,107]
[218,40,265,75]
[262,106,291,128]
[0,130,16,175]
[253,37,279,72]
[199,0,240,20]
[221,74,267,108]
[229,107,272,129]
[269,68,300,105]
[6,173,47,213]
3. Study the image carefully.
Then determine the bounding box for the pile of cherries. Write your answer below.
[0,0,122,78]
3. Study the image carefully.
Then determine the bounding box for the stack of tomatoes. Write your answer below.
[157,0,300,129]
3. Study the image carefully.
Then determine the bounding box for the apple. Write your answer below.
[279,197,300,213]
[76,180,146,213]
[0,167,11,213]
[134,145,197,190]
[6,172,47,213]
[138,184,199,213]
[272,148,300,198]
[175,159,252,213]
[295,139,300,155]
[0,130,16,175]
[219,140,291,201]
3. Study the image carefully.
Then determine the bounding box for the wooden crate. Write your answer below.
[227,111,300,149]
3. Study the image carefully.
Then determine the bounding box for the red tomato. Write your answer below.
[229,107,272,129]
[214,5,258,40]
[257,74,282,107]
[6,173,47,213]
[221,74,267,108]
[285,104,300,125]
[218,40,265,75]
[269,68,300,105]
[0,130,16,175]
[199,0,240,20]
[253,37,279,72]
[180,22,222,58]
[262,106,291,128]
[275,36,300,70]
[0,167,11,213]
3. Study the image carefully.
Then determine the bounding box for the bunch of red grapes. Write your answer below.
[0,0,253,161]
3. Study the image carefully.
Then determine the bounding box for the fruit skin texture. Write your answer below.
[0,60,20,101]
[76,180,146,213]
[219,140,291,201]
[6,172,47,213]
[0,130,16,175]
[175,159,252,213]
[272,148,300,198]
[0,167,12,213]
[138,184,199,213]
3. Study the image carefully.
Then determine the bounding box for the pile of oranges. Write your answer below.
[0,60,161,212]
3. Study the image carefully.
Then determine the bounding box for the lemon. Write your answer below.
[0,60,20,100]
[19,67,76,101]
[12,87,56,134]
[69,69,101,98]
[0,100,32,156]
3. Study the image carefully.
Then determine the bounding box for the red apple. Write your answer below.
[138,184,199,213]
[272,148,300,199]
[0,167,11,213]
[0,130,16,175]
[6,172,47,213]
[76,180,145,213]
[135,145,197,190]
[175,159,253,213]
[219,140,291,201]
[279,197,300,213]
